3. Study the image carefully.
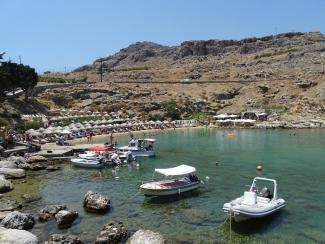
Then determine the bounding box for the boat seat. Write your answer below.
[242,191,257,205]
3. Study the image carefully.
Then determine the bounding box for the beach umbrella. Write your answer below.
[60,129,72,135]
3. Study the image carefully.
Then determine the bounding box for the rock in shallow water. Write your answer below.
[126,229,165,244]
[1,211,35,230]
[0,198,22,212]
[55,210,78,229]
[38,205,67,222]
[22,193,42,203]
[0,168,26,179]
[0,175,13,193]
[27,155,48,164]
[45,234,82,244]
[95,221,128,243]
[83,191,110,213]
[0,227,38,244]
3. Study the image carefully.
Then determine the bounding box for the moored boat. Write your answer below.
[223,177,286,222]
[140,164,201,196]
[71,158,104,169]
[118,138,155,157]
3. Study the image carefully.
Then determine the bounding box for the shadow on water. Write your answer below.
[230,210,289,235]
[142,190,201,205]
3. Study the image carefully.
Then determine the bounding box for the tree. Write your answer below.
[0,61,38,101]
[16,64,38,101]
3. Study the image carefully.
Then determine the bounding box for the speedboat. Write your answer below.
[140,164,201,196]
[71,158,104,169]
[118,138,155,157]
[223,177,286,222]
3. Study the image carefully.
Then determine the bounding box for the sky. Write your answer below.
[1,0,324,73]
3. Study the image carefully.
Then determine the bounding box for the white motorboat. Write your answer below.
[118,138,155,157]
[223,177,286,222]
[78,151,101,160]
[71,158,104,169]
[140,164,201,196]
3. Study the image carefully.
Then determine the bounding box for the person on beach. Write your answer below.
[86,131,90,142]
[89,131,94,142]
[109,132,114,145]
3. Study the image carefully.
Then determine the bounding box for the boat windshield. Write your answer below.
[250,179,275,200]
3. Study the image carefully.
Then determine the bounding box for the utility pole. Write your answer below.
[100,59,103,82]
[18,55,21,64]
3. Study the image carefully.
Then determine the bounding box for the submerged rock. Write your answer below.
[95,221,128,243]
[1,211,35,230]
[0,227,38,244]
[83,191,110,213]
[55,210,78,229]
[46,165,61,171]
[0,168,26,179]
[38,204,67,222]
[45,234,83,244]
[0,198,22,212]
[126,229,165,244]
[45,234,82,244]
[22,194,42,203]
[0,175,13,193]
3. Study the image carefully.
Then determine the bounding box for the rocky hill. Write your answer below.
[11,31,325,123]
[70,31,324,83]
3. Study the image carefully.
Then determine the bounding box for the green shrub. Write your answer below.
[163,100,181,120]
[14,119,43,132]
[0,118,9,127]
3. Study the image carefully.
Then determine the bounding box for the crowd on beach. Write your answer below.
[24,119,199,145]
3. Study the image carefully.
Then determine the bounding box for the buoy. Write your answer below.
[226,133,235,139]
[205,176,210,182]
[256,165,263,171]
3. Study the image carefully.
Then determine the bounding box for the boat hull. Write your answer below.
[118,148,155,157]
[71,159,104,169]
[223,199,286,222]
[140,182,200,196]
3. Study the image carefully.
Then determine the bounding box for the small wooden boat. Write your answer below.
[223,177,286,222]
[71,158,104,169]
[140,164,201,196]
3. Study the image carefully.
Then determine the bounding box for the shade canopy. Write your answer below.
[155,164,196,176]
[89,145,111,152]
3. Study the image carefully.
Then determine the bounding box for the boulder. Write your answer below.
[0,156,27,169]
[54,210,78,229]
[95,221,128,243]
[0,168,26,179]
[1,211,35,230]
[257,84,269,93]
[0,175,13,193]
[45,234,82,244]
[38,204,67,222]
[29,162,47,171]
[22,194,42,203]
[83,191,110,213]
[295,80,317,88]
[26,155,47,164]
[0,227,38,244]
[127,229,165,244]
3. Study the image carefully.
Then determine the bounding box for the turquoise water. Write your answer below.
[31,128,325,243]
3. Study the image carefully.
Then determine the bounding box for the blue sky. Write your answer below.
[1,0,324,72]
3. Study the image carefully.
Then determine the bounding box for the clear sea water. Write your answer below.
[20,128,325,243]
